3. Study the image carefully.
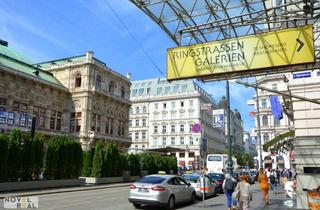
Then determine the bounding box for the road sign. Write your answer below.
[212,109,224,128]
[192,123,201,133]
[201,103,213,110]
[167,25,315,81]
[293,71,311,79]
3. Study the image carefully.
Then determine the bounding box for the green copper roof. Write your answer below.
[35,55,87,69]
[0,44,33,64]
[0,45,65,88]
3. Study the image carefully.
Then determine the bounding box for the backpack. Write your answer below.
[270,174,276,183]
[225,178,235,191]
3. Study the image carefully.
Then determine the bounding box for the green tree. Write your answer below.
[127,154,140,176]
[81,148,95,177]
[20,133,34,180]
[45,137,60,179]
[32,135,44,180]
[91,141,104,177]
[0,134,8,182]
[7,129,22,181]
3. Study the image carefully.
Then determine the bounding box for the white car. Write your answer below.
[128,174,196,210]
[181,173,217,198]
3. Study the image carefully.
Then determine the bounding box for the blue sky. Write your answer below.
[0,0,255,131]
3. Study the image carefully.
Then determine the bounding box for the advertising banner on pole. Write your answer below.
[212,109,224,128]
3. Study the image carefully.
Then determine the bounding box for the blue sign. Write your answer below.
[317,70,320,76]
[293,72,311,79]
[213,114,224,127]
[212,109,224,128]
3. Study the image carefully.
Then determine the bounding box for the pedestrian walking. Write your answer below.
[223,173,237,210]
[276,168,281,184]
[234,175,252,210]
[269,169,278,193]
[258,168,269,206]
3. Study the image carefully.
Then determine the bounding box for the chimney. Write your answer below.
[0,39,8,47]
[126,72,131,80]
[86,51,93,61]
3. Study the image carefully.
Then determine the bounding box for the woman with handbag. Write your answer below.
[234,175,252,210]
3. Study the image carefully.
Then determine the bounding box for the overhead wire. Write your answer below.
[103,0,166,78]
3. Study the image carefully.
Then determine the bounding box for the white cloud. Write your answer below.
[0,8,75,55]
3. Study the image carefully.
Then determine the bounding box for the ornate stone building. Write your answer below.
[0,40,131,149]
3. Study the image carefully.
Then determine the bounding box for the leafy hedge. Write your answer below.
[85,141,178,177]
[45,136,82,179]
[0,129,44,182]
[0,129,82,182]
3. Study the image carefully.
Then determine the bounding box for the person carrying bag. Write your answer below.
[234,175,253,210]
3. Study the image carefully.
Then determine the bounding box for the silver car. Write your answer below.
[128,174,196,209]
[181,173,217,198]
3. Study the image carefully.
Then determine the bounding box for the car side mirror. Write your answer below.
[187,183,191,187]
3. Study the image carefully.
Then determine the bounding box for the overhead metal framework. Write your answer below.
[131,0,320,80]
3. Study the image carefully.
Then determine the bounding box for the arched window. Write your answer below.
[136,106,140,114]
[262,115,268,126]
[263,133,270,142]
[96,75,101,90]
[75,73,81,87]
[274,117,280,127]
[143,106,146,113]
[121,86,125,98]
[109,81,114,94]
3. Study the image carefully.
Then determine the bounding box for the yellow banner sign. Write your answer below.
[167,25,315,80]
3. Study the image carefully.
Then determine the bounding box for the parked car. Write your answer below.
[240,171,255,184]
[181,173,217,198]
[128,174,196,210]
[207,173,225,193]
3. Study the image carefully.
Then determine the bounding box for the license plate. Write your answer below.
[138,188,149,192]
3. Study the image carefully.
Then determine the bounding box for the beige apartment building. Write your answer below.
[0,40,131,150]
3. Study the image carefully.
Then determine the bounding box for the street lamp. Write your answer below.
[226,80,233,175]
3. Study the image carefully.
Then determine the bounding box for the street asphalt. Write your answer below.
[1,182,297,210]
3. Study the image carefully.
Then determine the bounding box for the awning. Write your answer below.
[263,130,295,152]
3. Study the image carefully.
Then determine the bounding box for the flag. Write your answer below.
[269,95,283,120]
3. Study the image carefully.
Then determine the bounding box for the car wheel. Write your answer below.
[190,192,196,204]
[133,203,141,209]
[166,195,175,210]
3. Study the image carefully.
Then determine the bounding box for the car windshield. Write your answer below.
[181,174,200,183]
[136,176,166,184]
[208,173,225,180]
[207,156,222,161]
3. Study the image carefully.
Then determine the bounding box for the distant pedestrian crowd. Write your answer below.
[220,167,297,210]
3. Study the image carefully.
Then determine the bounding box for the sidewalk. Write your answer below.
[188,183,297,210]
[0,182,130,199]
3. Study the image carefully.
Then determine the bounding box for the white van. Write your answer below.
[207,154,238,173]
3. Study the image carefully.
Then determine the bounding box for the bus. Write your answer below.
[206,154,238,173]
